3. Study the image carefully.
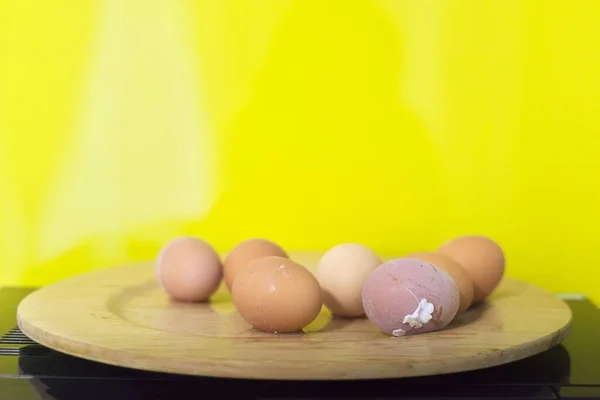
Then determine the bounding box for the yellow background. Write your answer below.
[1,0,599,303]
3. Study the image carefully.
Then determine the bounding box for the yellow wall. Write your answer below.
[1,0,599,303]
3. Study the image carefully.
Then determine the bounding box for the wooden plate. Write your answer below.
[17,252,572,380]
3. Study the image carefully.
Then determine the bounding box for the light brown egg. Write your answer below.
[316,243,382,317]
[405,251,474,313]
[232,256,323,333]
[223,238,287,290]
[437,235,505,303]
[156,237,222,302]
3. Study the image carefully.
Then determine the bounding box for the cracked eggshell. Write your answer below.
[316,243,382,317]
[361,258,460,336]
[231,256,323,333]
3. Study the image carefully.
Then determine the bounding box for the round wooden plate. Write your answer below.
[17,252,572,380]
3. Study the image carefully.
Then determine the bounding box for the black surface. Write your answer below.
[0,287,598,399]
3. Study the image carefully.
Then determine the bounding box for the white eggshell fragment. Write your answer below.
[362,257,460,336]
[316,243,382,317]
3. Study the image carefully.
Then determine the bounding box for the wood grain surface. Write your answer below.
[17,252,572,380]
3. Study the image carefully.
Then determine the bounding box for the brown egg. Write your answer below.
[232,256,323,333]
[405,251,474,313]
[223,238,287,290]
[156,237,222,302]
[437,235,505,303]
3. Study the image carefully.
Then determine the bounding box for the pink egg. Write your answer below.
[156,237,223,302]
[362,258,460,336]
